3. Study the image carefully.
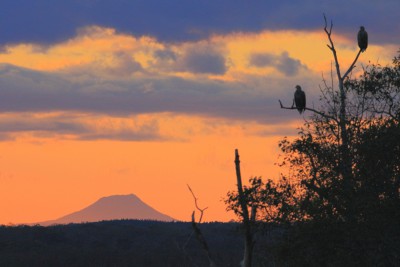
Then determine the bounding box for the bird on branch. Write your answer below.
[294,85,306,114]
[358,26,368,52]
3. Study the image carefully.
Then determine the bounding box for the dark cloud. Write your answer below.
[0,113,164,141]
[276,52,307,76]
[89,51,143,78]
[154,50,177,61]
[0,114,89,140]
[178,47,227,74]
[153,47,227,75]
[108,52,143,75]
[0,133,13,141]
[0,45,10,53]
[249,54,275,68]
[59,51,143,78]
[249,52,307,76]
[0,1,398,45]
[151,49,178,72]
[79,128,163,142]
[0,118,87,134]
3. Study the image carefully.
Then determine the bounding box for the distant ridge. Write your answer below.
[37,194,174,226]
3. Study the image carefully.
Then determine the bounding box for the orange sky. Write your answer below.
[0,126,287,223]
[0,27,396,224]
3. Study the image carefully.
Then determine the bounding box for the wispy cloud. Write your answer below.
[0,112,301,142]
[0,113,165,141]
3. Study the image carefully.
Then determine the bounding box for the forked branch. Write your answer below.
[187,185,217,267]
[324,13,342,81]
[187,184,208,223]
[324,13,363,81]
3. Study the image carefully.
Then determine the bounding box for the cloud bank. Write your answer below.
[0,63,301,123]
[0,16,395,142]
[0,1,398,45]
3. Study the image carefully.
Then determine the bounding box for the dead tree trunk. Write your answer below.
[323,14,364,221]
[234,149,254,267]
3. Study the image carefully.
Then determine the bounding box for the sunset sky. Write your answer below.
[0,1,399,224]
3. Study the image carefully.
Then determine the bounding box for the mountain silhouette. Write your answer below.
[37,194,174,226]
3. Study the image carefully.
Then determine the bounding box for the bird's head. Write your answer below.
[360,26,365,31]
[295,85,301,91]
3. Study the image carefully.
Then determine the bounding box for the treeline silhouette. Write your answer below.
[0,220,282,267]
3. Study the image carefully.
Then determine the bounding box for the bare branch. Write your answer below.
[323,14,342,82]
[342,49,362,80]
[324,14,364,82]
[187,185,217,267]
[323,13,332,35]
[187,184,208,223]
[191,212,217,267]
[279,100,339,123]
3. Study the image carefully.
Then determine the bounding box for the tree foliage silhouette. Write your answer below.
[226,16,400,266]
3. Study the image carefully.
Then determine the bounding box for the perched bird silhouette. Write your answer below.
[357,26,368,52]
[294,85,306,114]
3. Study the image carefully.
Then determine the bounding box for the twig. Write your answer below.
[187,184,208,223]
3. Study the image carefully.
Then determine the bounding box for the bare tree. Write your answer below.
[279,15,367,221]
[228,15,400,266]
